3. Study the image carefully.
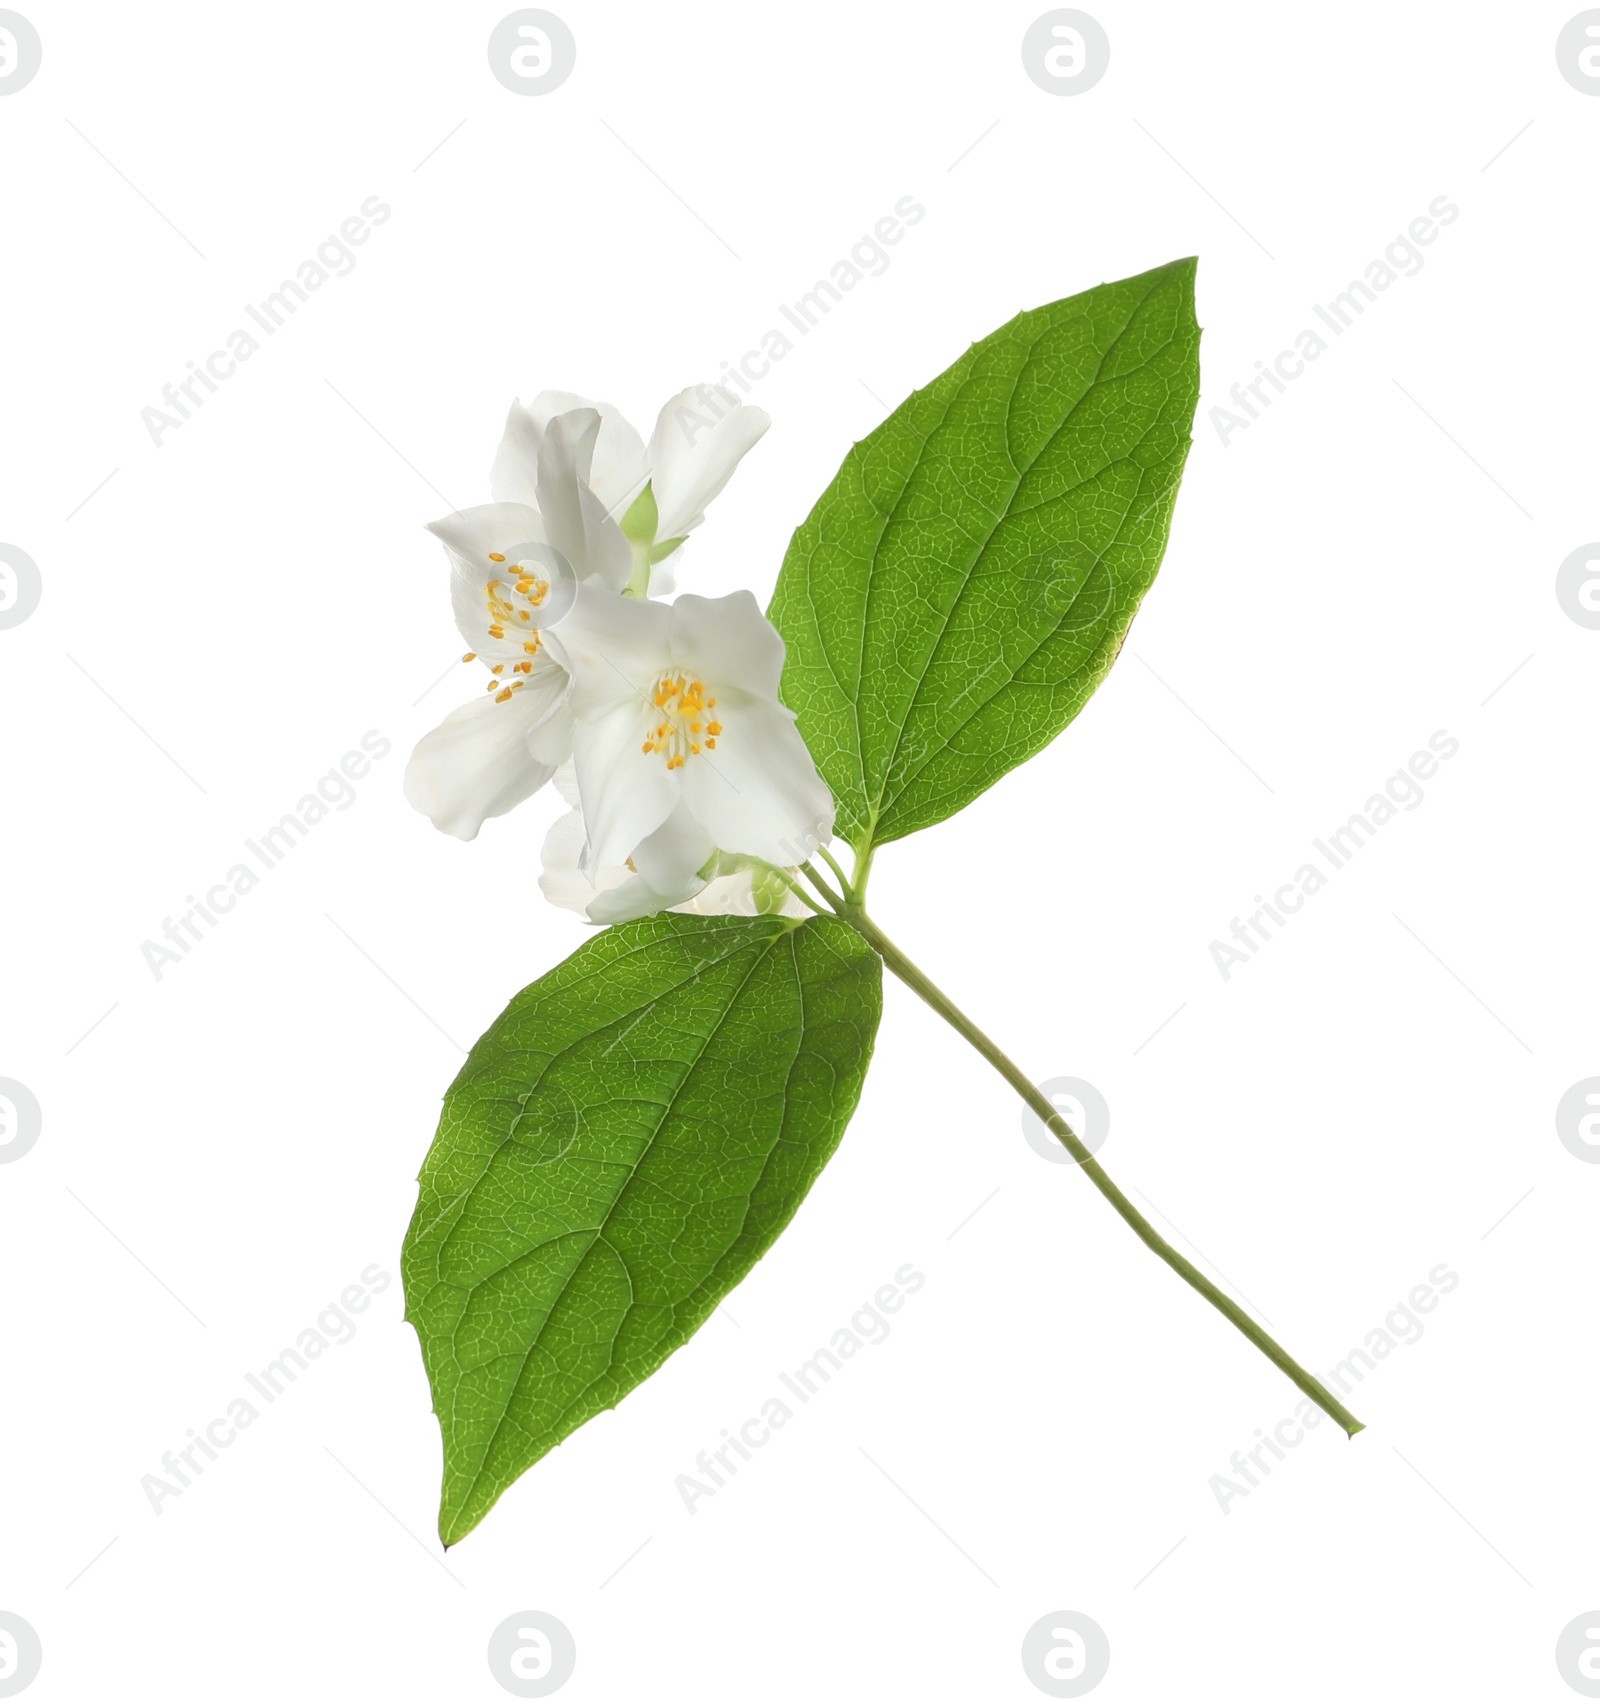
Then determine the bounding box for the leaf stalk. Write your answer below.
[836,902,1366,1437]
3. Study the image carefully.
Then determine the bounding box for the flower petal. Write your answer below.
[581,801,717,924]
[666,590,785,699]
[535,409,633,593]
[585,882,653,924]
[570,696,678,870]
[550,757,582,810]
[524,692,575,766]
[646,542,681,597]
[535,392,649,517]
[537,806,636,915]
[548,583,674,718]
[404,667,571,840]
[586,872,691,925]
[678,689,834,866]
[491,392,649,519]
[629,799,716,893]
[646,385,770,539]
[426,502,549,659]
[486,400,547,508]
[536,807,595,914]
[427,500,546,566]
[538,798,704,925]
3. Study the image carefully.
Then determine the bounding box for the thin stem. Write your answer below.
[815,843,855,902]
[842,905,1365,1437]
[799,860,848,914]
[755,863,825,916]
[624,539,652,598]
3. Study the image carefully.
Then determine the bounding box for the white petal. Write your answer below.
[427,500,545,565]
[678,690,833,866]
[426,502,549,658]
[666,590,785,699]
[539,798,700,926]
[646,385,770,539]
[404,669,571,840]
[536,410,632,593]
[524,693,574,766]
[492,392,649,519]
[489,393,600,506]
[582,802,716,924]
[646,542,681,597]
[523,389,601,426]
[630,800,716,893]
[486,400,545,508]
[531,392,649,517]
[536,807,595,914]
[586,872,691,925]
[570,697,678,870]
[549,583,674,719]
[537,807,635,915]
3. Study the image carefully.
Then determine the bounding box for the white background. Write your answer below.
[3,2,1597,1702]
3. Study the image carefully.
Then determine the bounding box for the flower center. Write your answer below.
[472,552,550,704]
[641,673,723,769]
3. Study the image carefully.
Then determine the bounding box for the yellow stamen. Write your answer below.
[641,672,727,769]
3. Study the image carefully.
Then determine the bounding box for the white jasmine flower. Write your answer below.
[402,498,577,840]
[405,388,768,840]
[546,585,833,921]
[489,384,770,594]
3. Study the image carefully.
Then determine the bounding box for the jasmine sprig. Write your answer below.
[402,259,1363,1548]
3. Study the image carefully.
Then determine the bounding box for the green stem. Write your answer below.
[624,539,652,598]
[752,862,824,917]
[815,843,855,902]
[841,905,1365,1438]
[850,840,876,905]
[799,859,848,914]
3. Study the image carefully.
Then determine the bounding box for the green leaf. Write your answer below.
[768,257,1201,850]
[402,912,882,1544]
